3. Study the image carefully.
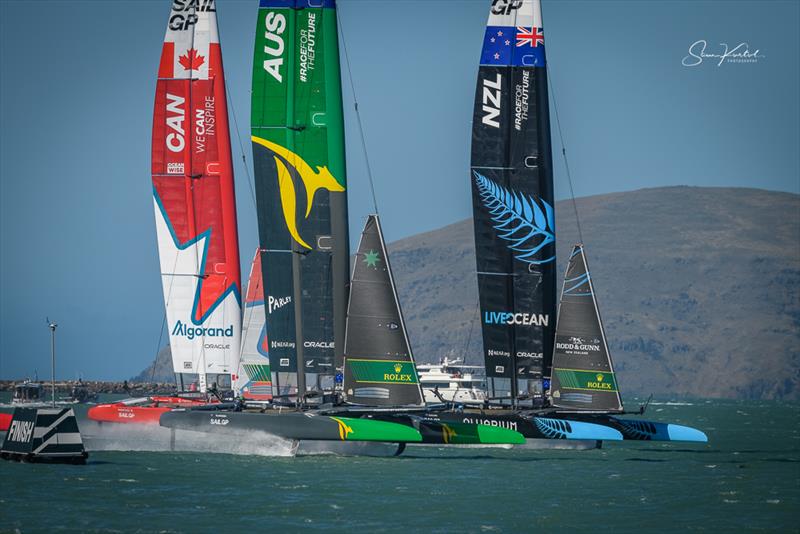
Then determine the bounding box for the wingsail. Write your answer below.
[470,0,557,401]
[151,0,241,393]
[251,0,349,393]
[235,250,272,401]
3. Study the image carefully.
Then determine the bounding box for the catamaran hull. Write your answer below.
[589,415,708,442]
[159,410,425,443]
[88,405,171,425]
[425,411,623,441]
[0,412,11,432]
[87,397,219,425]
[158,407,618,445]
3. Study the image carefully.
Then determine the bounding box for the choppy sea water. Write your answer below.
[1,396,798,533]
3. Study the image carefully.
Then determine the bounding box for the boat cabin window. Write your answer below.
[206,373,232,390]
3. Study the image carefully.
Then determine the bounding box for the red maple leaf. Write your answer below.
[178,48,205,70]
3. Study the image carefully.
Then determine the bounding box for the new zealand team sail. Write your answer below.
[343,216,424,407]
[251,0,349,393]
[550,245,623,412]
[470,0,556,398]
[151,0,242,393]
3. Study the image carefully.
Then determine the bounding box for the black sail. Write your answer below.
[343,215,424,407]
[470,0,556,393]
[550,245,623,412]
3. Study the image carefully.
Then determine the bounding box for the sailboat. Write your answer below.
[455,0,706,442]
[159,0,616,448]
[89,0,240,424]
[160,0,704,448]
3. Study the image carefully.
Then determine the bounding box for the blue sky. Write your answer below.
[1,0,798,380]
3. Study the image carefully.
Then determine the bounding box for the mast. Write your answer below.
[251,0,349,400]
[151,0,242,394]
[342,216,425,407]
[470,0,556,404]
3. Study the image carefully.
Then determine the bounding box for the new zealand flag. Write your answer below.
[481,26,546,67]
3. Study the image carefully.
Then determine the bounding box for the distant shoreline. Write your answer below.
[0,380,177,395]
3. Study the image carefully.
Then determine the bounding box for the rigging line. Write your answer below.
[224,75,258,216]
[461,298,480,366]
[336,7,379,215]
[149,311,168,384]
[547,72,585,245]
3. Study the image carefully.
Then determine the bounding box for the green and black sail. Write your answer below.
[550,245,623,412]
[251,0,349,391]
[343,216,424,407]
[470,0,556,394]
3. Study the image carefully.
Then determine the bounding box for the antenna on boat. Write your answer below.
[639,394,654,415]
[46,318,58,408]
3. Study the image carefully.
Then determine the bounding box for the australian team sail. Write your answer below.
[151,0,242,393]
[235,250,273,401]
[550,245,623,412]
[343,216,424,407]
[470,0,556,395]
[251,0,349,390]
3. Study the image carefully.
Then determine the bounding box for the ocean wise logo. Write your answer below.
[474,171,555,265]
[252,136,344,249]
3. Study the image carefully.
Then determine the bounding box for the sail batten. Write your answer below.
[470,0,556,395]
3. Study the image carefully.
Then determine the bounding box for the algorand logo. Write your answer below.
[172,320,234,340]
[484,311,549,327]
[252,136,345,249]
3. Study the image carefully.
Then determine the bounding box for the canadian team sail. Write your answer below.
[343,216,424,407]
[151,0,242,393]
[470,0,556,396]
[550,245,623,412]
[235,250,273,401]
[251,0,349,392]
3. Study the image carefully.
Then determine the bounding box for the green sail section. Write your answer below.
[251,2,349,385]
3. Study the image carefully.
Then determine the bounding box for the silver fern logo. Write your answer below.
[474,171,555,265]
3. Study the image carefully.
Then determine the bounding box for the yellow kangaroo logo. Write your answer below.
[330,417,354,441]
[442,424,457,444]
[252,136,345,249]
